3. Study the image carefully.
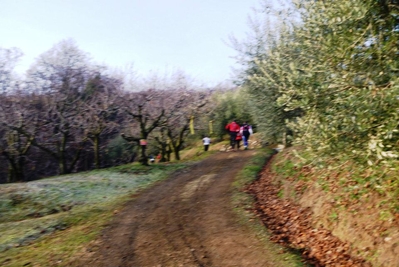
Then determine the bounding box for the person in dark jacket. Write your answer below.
[240,122,253,150]
[225,120,240,150]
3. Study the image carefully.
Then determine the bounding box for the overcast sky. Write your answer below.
[1,0,264,85]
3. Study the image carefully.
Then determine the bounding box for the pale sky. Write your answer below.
[1,0,263,85]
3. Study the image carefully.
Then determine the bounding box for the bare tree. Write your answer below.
[153,126,172,162]
[0,47,22,94]
[162,89,209,160]
[120,89,166,165]
[0,94,36,182]
[23,39,96,174]
[79,73,122,169]
[26,39,94,95]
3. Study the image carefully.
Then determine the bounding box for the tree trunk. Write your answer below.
[59,133,68,174]
[174,149,180,161]
[94,134,100,169]
[139,145,148,166]
[4,154,25,183]
[166,149,172,162]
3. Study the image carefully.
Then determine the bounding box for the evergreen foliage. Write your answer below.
[207,88,254,139]
[236,0,399,168]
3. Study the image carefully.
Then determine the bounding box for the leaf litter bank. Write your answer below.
[247,156,371,267]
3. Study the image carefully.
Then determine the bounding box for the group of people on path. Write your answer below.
[225,120,253,151]
[202,120,253,152]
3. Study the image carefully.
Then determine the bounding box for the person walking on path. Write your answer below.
[202,135,211,151]
[225,120,241,150]
[235,131,242,150]
[240,122,253,150]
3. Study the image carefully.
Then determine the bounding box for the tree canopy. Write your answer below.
[235,0,399,168]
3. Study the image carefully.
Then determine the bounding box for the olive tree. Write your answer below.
[231,0,299,144]
[236,0,399,167]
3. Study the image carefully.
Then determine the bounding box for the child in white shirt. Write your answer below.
[202,135,211,151]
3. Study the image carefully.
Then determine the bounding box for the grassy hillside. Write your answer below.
[0,137,235,266]
[0,134,274,267]
[0,163,190,266]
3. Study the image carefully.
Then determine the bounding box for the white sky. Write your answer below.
[1,0,263,85]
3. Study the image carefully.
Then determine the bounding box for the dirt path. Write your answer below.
[74,150,299,267]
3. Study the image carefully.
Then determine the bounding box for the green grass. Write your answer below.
[0,162,189,266]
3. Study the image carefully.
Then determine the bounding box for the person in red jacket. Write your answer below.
[235,131,243,150]
[225,120,240,150]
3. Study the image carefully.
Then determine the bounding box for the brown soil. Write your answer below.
[72,150,302,267]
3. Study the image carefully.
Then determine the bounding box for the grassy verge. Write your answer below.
[0,162,190,267]
[178,139,230,162]
[231,148,311,267]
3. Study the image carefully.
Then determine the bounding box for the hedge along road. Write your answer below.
[73,150,304,267]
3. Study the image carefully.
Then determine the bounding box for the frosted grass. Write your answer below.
[0,164,187,252]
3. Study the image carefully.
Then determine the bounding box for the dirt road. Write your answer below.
[74,150,301,267]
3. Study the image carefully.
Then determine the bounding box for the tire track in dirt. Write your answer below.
[73,151,292,267]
